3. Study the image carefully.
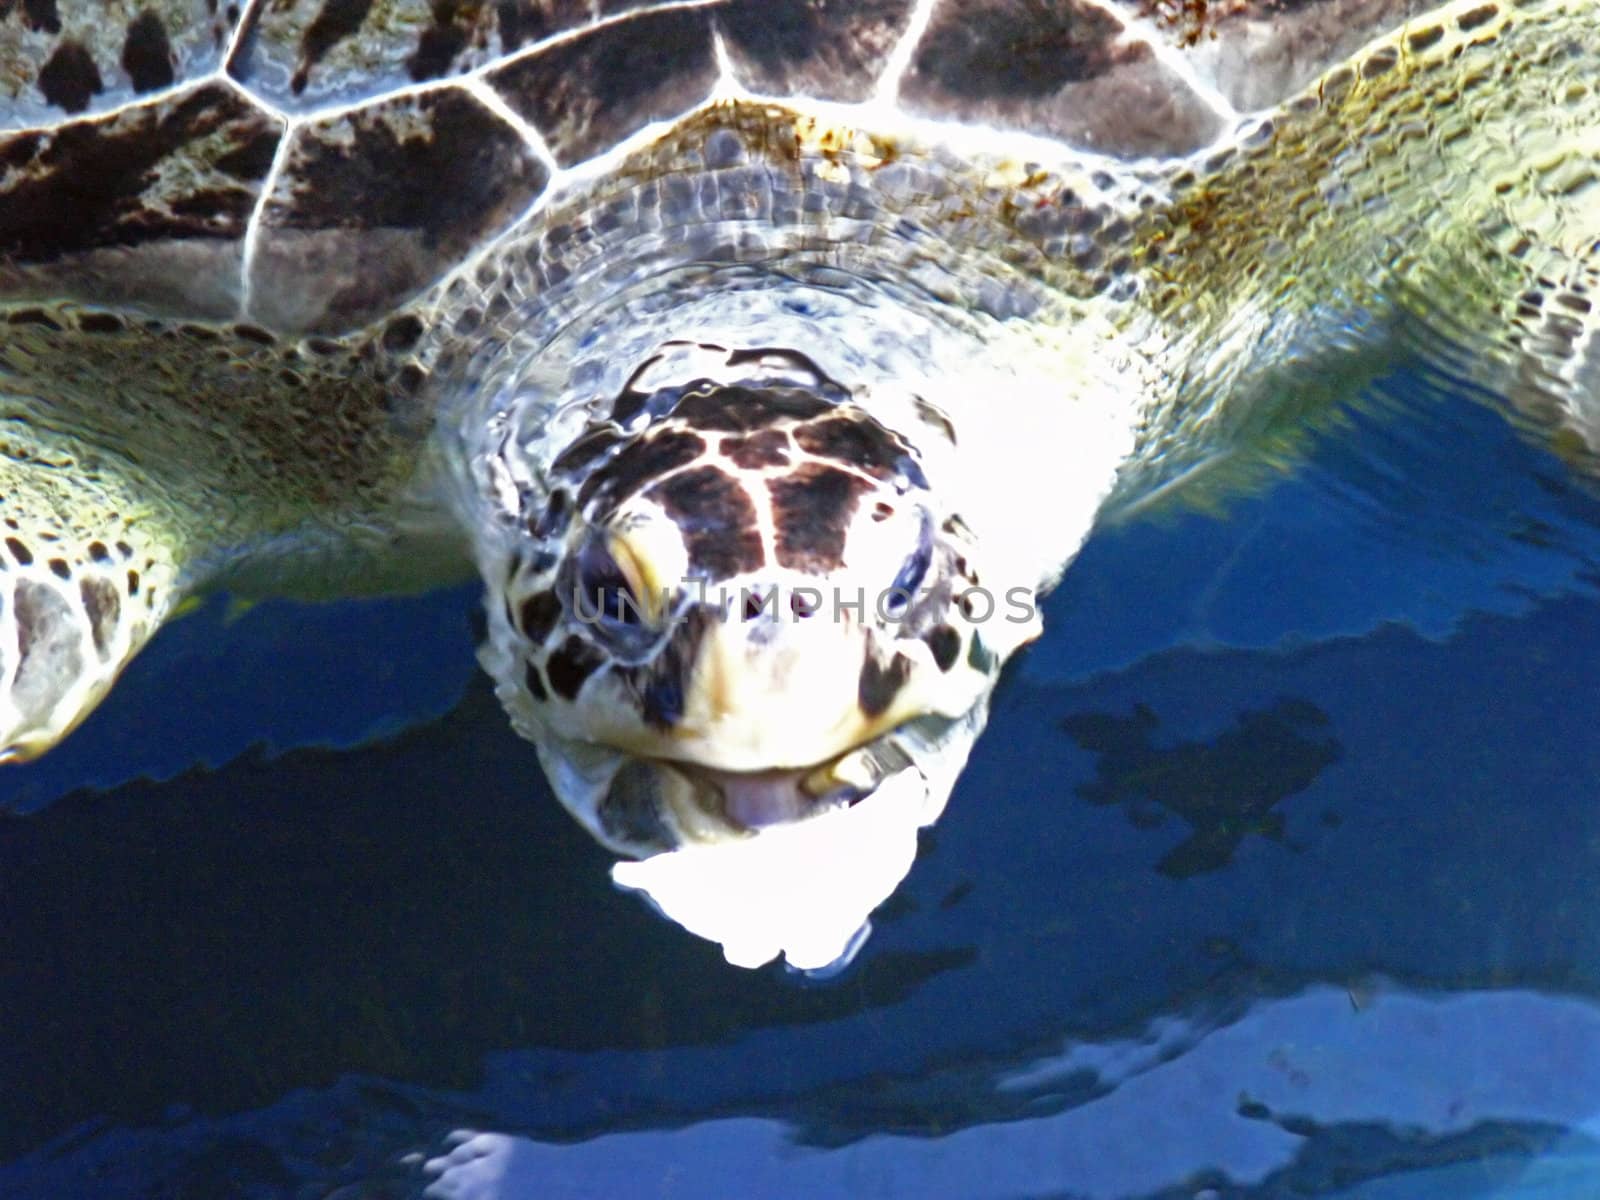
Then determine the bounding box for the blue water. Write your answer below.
[5,367,1600,1198]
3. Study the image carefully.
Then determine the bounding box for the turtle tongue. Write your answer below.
[701,767,815,829]
[688,737,913,832]
[592,736,917,850]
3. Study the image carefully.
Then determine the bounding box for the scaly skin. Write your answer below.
[1123,0,1600,496]
[0,304,455,756]
[0,423,179,760]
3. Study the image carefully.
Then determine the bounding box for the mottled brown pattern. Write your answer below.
[0,0,241,129]
[544,632,606,699]
[858,650,910,717]
[17,0,63,36]
[517,589,561,643]
[229,0,546,108]
[901,0,1224,155]
[578,427,705,512]
[793,414,919,484]
[1134,0,1227,48]
[0,286,430,667]
[671,383,832,432]
[227,0,688,107]
[291,0,377,95]
[767,463,872,573]
[120,11,177,93]
[249,88,547,332]
[0,84,277,268]
[489,6,717,166]
[499,0,600,51]
[922,625,961,673]
[911,0,1131,98]
[717,0,916,103]
[646,464,765,581]
[720,429,790,470]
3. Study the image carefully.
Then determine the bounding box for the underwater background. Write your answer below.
[5,364,1600,1198]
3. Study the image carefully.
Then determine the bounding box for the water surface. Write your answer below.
[5,366,1600,1198]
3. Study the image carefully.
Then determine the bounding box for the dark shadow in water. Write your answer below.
[0,680,970,1160]
[1060,697,1342,877]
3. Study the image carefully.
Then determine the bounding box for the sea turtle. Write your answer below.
[1,0,1596,969]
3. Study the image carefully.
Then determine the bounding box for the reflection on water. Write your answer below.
[415,986,1600,1200]
[0,682,967,1160]
[1061,697,1341,877]
[0,587,482,814]
[6,367,1600,1197]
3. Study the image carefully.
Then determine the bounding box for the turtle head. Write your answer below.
[478,345,1040,969]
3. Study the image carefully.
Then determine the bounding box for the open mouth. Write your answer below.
[606,734,937,972]
[551,710,977,971]
[599,732,917,852]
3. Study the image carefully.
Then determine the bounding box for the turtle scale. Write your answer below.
[230,0,925,114]
[899,0,1228,157]
[0,81,278,317]
[711,0,919,103]
[249,85,551,331]
[226,0,752,113]
[0,0,1455,335]
[1137,0,1440,110]
[0,0,243,130]
[487,5,722,168]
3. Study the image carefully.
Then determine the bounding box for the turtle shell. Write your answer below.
[0,0,1434,336]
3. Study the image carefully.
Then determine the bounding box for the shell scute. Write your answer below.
[229,0,415,109]
[1,0,242,130]
[249,86,550,331]
[225,0,672,111]
[900,0,1225,157]
[0,82,279,317]
[488,6,718,167]
[716,0,917,103]
[1143,0,1438,112]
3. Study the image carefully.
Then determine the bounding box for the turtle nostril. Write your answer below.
[742,586,781,622]
[790,591,817,619]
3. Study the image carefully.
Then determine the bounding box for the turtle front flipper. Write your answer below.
[0,281,461,763]
[1129,0,1600,485]
[0,436,183,761]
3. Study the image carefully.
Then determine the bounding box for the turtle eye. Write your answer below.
[574,538,644,626]
[885,524,932,614]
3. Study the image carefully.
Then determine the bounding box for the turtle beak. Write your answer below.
[633,592,929,772]
[528,705,982,972]
[602,732,915,842]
